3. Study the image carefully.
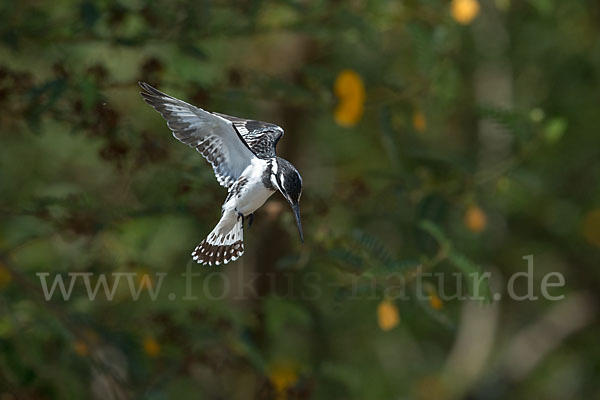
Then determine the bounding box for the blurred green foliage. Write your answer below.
[1,0,600,399]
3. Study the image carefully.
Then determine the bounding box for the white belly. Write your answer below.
[224,158,276,216]
[236,183,275,215]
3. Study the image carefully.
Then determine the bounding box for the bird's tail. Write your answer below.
[192,214,244,266]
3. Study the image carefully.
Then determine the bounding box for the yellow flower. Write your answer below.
[377,299,399,331]
[423,285,444,310]
[334,69,365,127]
[429,293,443,310]
[143,337,160,357]
[413,110,427,133]
[451,0,480,25]
[464,205,487,233]
[268,361,298,400]
[0,263,12,288]
[582,209,600,247]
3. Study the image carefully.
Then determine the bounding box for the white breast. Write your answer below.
[226,158,276,216]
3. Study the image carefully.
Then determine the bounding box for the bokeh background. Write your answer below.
[1,0,600,399]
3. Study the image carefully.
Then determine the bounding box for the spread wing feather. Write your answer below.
[139,82,256,188]
[214,113,284,159]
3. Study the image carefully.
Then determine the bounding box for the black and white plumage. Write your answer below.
[139,82,303,266]
[215,113,284,159]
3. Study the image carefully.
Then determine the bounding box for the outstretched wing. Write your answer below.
[139,82,257,188]
[214,113,284,159]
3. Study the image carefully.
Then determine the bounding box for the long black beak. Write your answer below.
[291,204,304,243]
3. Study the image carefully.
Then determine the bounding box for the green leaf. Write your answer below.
[351,230,396,270]
[418,220,450,249]
[329,247,364,272]
[448,251,490,301]
[477,104,530,139]
[544,117,567,144]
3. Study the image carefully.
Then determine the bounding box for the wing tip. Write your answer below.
[138,80,152,94]
[138,81,170,101]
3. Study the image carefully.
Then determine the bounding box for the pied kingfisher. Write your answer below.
[139,82,303,266]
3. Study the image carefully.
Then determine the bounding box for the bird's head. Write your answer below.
[271,158,303,243]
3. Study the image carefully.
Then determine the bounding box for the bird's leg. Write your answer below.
[248,213,254,228]
[237,212,245,227]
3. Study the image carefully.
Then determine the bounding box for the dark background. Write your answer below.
[1,0,600,399]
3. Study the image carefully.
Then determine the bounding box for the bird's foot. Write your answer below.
[248,213,254,228]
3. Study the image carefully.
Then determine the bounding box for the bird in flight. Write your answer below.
[139,82,303,266]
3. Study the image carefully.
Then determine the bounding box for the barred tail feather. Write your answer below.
[192,219,244,266]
